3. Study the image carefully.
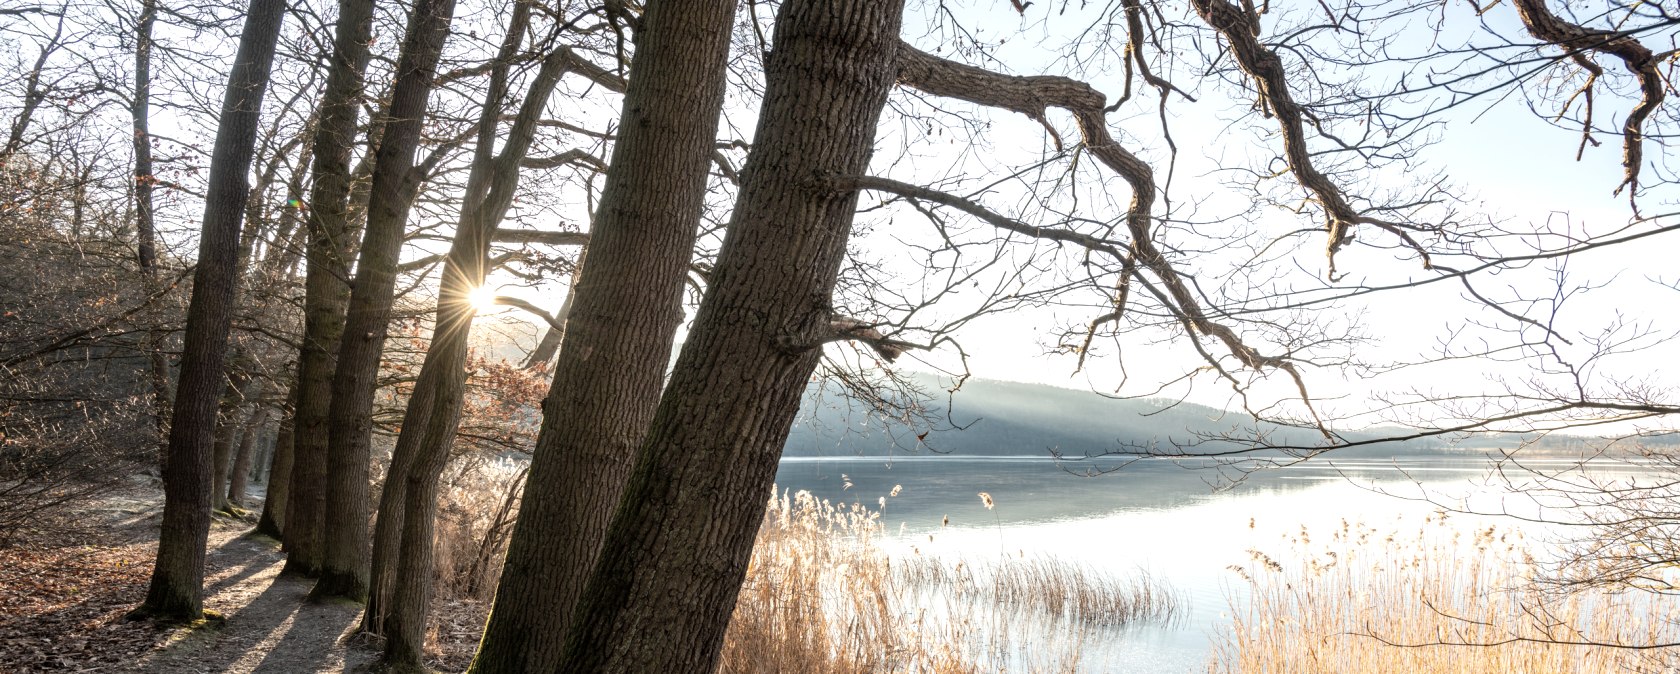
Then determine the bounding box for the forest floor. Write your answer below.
[0,484,483,673]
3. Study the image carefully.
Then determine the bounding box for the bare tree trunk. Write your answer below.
[132,0,172,441]
[283,0,376,579]
[255,388,295,539]
[519,308,563,369]
[252,428,273,484]
[468,0,739,669]
[69,158,91,238]
[253,422,276,482]
[378,363,467,667]
[519,256,581,370]
[363,368,433,630]
[555,1,901,668]
[227,405,271,507]
[133,0,286,622]
[313,0,456,602]
[363,0,535,631]
[253,122,315,280]
[377,26,581,671]
[0,12,64,162]
[208,375,250,514]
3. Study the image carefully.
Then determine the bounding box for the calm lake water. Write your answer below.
[772,453,1636,673]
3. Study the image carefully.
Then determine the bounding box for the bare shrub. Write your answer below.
[0,403,154,545]
[432,457,527,603]
[0,156,167,546]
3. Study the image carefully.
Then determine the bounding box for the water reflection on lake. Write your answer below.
[772,453,1638,673]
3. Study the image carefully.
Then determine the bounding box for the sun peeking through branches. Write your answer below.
[467,284,498,315]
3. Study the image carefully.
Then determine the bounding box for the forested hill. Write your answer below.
[782,377,1634,460]
[785,377,1338,459]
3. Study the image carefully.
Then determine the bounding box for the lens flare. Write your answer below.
[467,285,498,313]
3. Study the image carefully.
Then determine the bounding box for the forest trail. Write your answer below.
[1,489,379,674]
[125,531,375,674]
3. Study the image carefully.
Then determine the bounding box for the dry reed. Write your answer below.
[719,487,1177,674]
[1212,512,1680,673]
[893,554,1174,628]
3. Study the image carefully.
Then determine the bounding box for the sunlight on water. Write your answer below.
[773,454,1642,673]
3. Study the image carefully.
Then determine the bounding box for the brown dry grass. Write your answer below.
[718,487,1177,674]
[1212,512,1680,673]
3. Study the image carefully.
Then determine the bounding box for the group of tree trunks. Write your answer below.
[135,1,917,668]
[120,0,1680,668]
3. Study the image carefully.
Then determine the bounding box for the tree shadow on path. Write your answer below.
[128,530,375,673]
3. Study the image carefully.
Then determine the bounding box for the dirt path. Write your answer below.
[1,488,382,674]
[125,532,376,674]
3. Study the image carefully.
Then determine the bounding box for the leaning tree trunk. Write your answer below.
[282,0,377,579]
[518,257,581,370]
[361,0,540,627]
[467,0,739,670]
[365,0,535,632]
[227,405,271,507]
[255,385,296,539]
[313,0,457,601]
[553,1,902,669]
[134,0,286,622]
[376,27,580,670]
[207,374,250,514]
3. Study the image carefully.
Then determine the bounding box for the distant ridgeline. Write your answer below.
[782,376,1661,461]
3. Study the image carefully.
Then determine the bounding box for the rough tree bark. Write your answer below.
[467,0,739,670]
[207,374,251,514]
[362,0,533,630]
[255,388,295,538]
[1505,0,1664,199]
[313,0,457,601]
[550,1,903,668]
[227,405,271,507]
[377,46,583,672]
[132,0,286,621]
[282,0,376,579]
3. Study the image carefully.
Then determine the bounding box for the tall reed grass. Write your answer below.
[1212,512,1680,673]
[423,475,1176,672]
[719,487,1178,674]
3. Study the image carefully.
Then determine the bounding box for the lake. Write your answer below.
[772,452,1639,672]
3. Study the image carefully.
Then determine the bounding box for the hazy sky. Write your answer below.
[345,0,1678,428]
[832,2,1678,429]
